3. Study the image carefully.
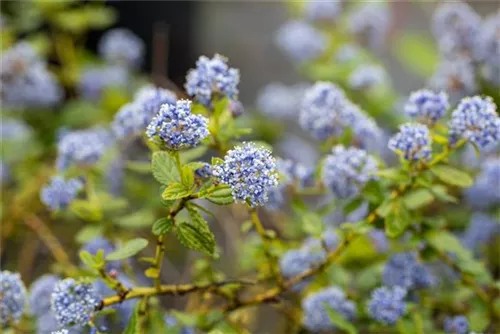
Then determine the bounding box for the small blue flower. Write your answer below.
[256,82,308,119]
[303,1,342,22]
[369,229,389,253]
[78,66,129,101]
[449,96,500,148]
[444,315,469,334]
[429,59,477,103]
[299,82,350,140]
[383,252,435,290]
[29,275,60,317]
[40,176,83,211]
[164,314,195,334]
[404,89,450,124]
[348,3,391,50]
[275,20,327,63]
[322,145,378,199]
[229,99,244,118]
[432,2,481,59]
[146,100,209,150]
[0,271,27,325]
[185,54,239,106]
[265,158,294,210]
[465,158,500,210]
[461,213,500,251]
[56,127,114,170]
[335,44,362,63]
[98,28,144,68]
[134,85,178,121]
[367,286,406,325]
[476,12,500,68]
[302,286,357,332]
[81,238,121,272]
[348,65,387,90]
[388,123,432,162]
[51,278,100,327]
[212,142,278,207]
[279,248,324,291]
[195,163,212,179]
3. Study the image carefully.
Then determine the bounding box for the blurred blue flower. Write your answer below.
[256,82,308,119]
[348,65,387,90]
[429,59,477,103]
[383,252,435,290]
[404,89,450,124]
[0,270,27,325]
[275,20,327,63]
[78,65,129,101]
[444,315,469,334]
[99,28,145,68]
[367,286,406,325]
[348,3,391,50]
[466,158,500,210]
[29,274,59,317]
[461,213,500,251]
[303,1,342,22]
[40,176,83,211]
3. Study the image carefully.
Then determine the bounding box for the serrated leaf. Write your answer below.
[325,304,358,334]
[431,165,473,188]
[152,151,179,185]
[403,188,435,210]
[187,206,215,245]
[162,183,191,200]
[181,165,195,188]
[144,267,159,278]
[152,217,174,235]
[175,222,216,257]
[385,202,410,238]
[204,185,234,205]
[106,238,148,261]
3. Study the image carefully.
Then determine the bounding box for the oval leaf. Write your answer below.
[431,165,473,188]
[175,223,216,257]
[152,151,179,185]
[152,217,174,236]
[106,238,149,261]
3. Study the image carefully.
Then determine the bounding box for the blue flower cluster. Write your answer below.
[388,123,432,162]
[40,176,83,211]
[367,286,407,325]
[444,315,469,334]
[98,28,144,68]
[146,99,209,150]
[51,278,100,327]
[383,252,435,290]
[112,85,177,139]
[461,213,500,252]
[322,145,378,199]
[404,89,450,124]
[347,3,391,50]
[0,42,62,108]
[477,12,500,86]
[212,142,278,207]
[256,82,309,119]
[29,274,60,317]
[164,314,195,334]
[302,286,357,332]
[429,58,477,103]
[303,1,342,22]
[185,54,239,107]
[369,229,389,253]
[0,271,27,325]
[348,65,387,90]
[194,163,212,179]
[279,249,324,291]
[432,2,481,59]
[275,20,327,63]
[81,238,121,272]
[466,158,500,210]
[78,65,129,101]
[303,228,339,254]
[449,96,500,148]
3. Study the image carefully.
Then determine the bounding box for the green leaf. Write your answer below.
[144,267,159,278]
[152,151,179,185]
[181,165,195,188]
[148,309,168,333]
[403,188,435,210]
[79,251,97,269]
[75,224,104,244]
[162,183,192,200]
[325,305,358,334]
[429,185,458,203]
[375,168,408,182]
[115,210,154,229]
[70,200,103,222]
[204,185,234,205]
[175,222,216,257]
[431,165,474,188]
[106,238,149,261]
[302,212,324,237]
[343,197,364,216]
[152,217,174,235]
[126,161,151,174]
[385,202,411,238]
[393,32,439,78]
[123,304,140,334]
[187,206,216,245]
[376,199,394,218]
[180,146,208,163]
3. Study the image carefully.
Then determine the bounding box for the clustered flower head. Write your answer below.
[256,82,308,119]
[404,89,450,124]
[279,248,324,291]
[429,59,477,102]
[56,127,114,170]
[303,1,342,22]
[185,54,239,106]
[81,237,121,271]
[383,252,435,290]
[449,96,500,148]
[212,142,278,207]
[275,20,327,63]
[195,163,212,179]
[40,176,83,211]
[444,315,469,334]
[302,286,357,332]
[367,286,407,325]
[29,274,59,317]
[51,278,100,327]
[465,158,500,210]
[0,271,27,325]
[461,213,500,251]
[432,2,481,59]
[98,28,145,68]
[348,65,387,90]
[477,12,500,86]
[348,3,391,50]
[78,65,129,101]
[146,99,209,150]
[322,145,378,199]
[388,123,432,162]
[0,42,62,108]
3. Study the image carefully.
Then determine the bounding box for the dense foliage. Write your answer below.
[1,1,499,334]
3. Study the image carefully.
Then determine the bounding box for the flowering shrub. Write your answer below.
[1,1,499,334]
